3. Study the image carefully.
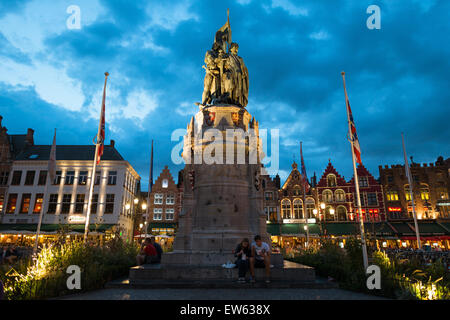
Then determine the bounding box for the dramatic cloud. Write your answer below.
[0,0,449,188]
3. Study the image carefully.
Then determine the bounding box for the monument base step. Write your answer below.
[128,260,319,287]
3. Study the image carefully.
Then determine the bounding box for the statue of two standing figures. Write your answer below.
[199,12,249,108]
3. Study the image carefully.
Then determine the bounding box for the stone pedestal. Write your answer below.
[162,104,272,266]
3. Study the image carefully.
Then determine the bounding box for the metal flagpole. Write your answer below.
[402,132,421,249]
[34,128,56,254]
[84,72,109,243]
[145,140,154,235]
[300,142,310,248]
[341,71,369,271]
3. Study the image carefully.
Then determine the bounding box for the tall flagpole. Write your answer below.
[300,142,310,248]
[402,132,421,249]
[341,71,369,271]
[34,128,56,254]
[145,140,154,234]
[84,72,109,243]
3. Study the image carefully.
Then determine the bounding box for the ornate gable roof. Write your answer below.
[152,165,176,191]
[281,161,306,190]
[317,160,348,187]
[347,163,379,186]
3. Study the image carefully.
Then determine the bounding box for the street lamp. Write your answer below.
[141,203,147,210]
[125,203,131,210]
[134,198,139,205]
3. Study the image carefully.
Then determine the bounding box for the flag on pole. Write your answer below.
[96,75,107,164]
[300,142,310,193]
[48,129,57,182]
[345,93,362,165]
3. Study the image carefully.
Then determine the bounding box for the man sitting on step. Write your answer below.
[250,235,271,283]
[136,238,158,265]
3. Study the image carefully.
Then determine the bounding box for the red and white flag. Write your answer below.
[97,73,108,164]
[346,98,362,165]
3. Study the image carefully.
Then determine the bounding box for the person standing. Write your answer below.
[234,238,252,283]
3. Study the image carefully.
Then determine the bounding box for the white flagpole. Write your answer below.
[34,128,56,255]
[84,72,109,243]
[341,71,369,271]
[402,132,421,249]
[300,142,310,248]
[145,140,154,235]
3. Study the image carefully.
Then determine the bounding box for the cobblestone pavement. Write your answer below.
[59,288,387,300]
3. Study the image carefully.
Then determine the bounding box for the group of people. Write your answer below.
[136,237,163,265]
[0,245,19,265]
[234,235,272,283]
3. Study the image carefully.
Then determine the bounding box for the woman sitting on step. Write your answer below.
[234,238,252,283]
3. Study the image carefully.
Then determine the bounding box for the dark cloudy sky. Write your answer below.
[0,0,449,188]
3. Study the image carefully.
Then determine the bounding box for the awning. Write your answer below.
[148,222,177,229]
[322,223,360,236]
[416,222,447,235]
[267,223,280,236]
[0,224,114,233]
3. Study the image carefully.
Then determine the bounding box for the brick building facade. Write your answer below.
[145,166,182,235]
[379,156,450,221]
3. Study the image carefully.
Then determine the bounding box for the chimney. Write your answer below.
[26,128,34,145]
[110,139,115,148]
[0,115,3,128]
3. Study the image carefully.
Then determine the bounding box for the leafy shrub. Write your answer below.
[0,238,139,300]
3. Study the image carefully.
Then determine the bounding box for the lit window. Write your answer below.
[33,194,43,214]
[436,187,448,200]
[293,199,303,219]
[404,185,411,201]
[20,194,31,214]
[78,171,88,185]
[420,184,430,200]
[162,179,169,188]
[281,199,291,219]
[305,198,315,218]
[335,190,345,202]
[323,190,333,202]
[6,194,18,214]
[386,190,399,201]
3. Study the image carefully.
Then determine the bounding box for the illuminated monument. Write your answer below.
[162,11,273,265]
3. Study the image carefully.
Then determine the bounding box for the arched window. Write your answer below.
[420,184,430,200]
[335,189,345,202]
[281,199,291,219]
[337,205,347,221]
[327,174,337,187]
[404,185,411,201]
[293,199,303,219]
[305,198,315,219]
[323,189,333,203]
[293,185,301,196]
[325,206,335,221]
[162,179,169,188]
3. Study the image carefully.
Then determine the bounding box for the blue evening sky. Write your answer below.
[0,0,449,189]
